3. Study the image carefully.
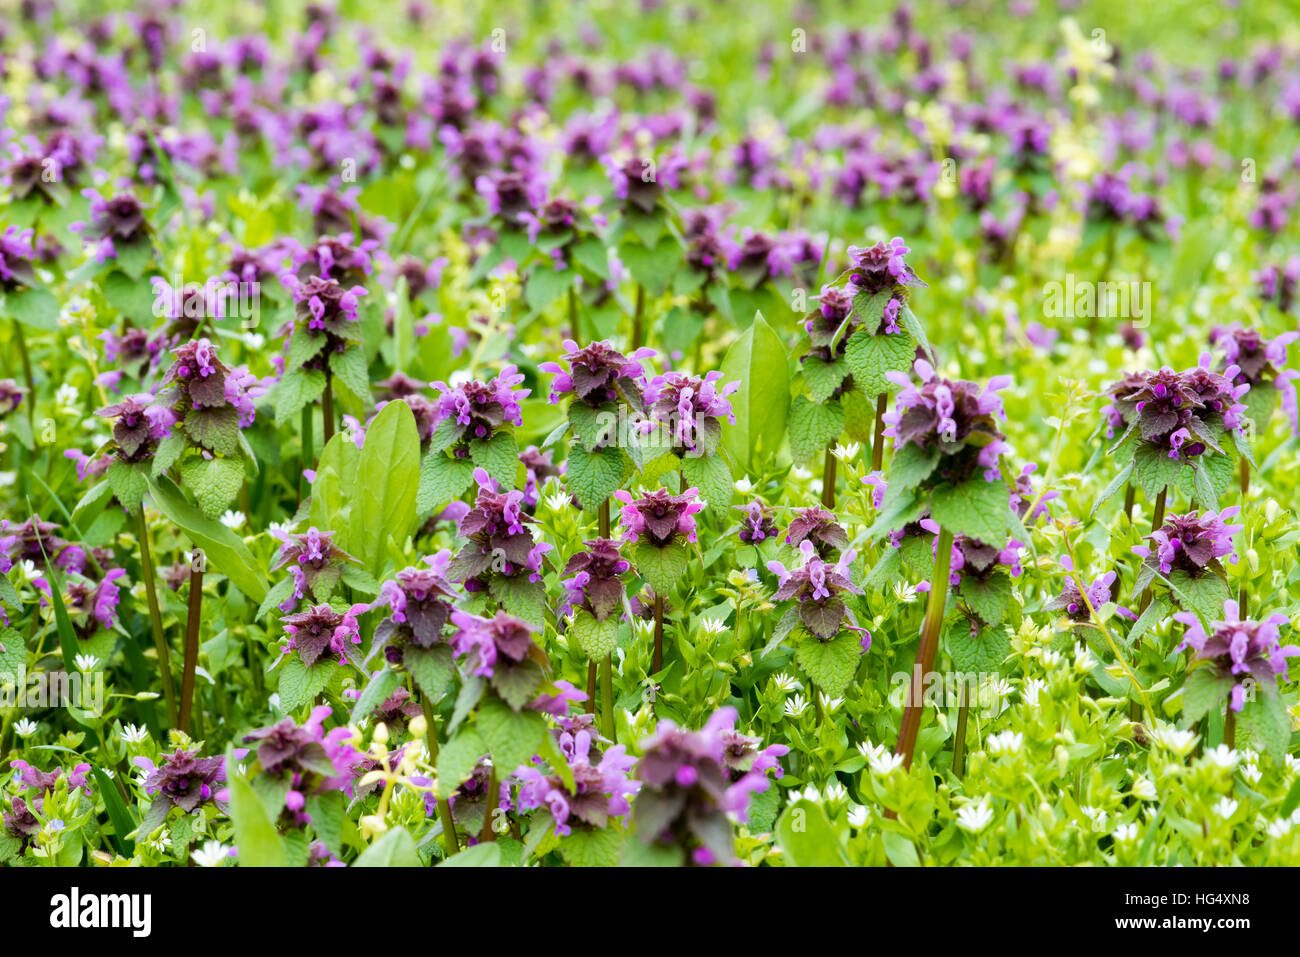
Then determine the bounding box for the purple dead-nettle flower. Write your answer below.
[720,730,789,789]
[373,551,458,660]
[559,538,631,622]
[101,326,163,381]
[242,705,361,819]
[539,339,654,412]
[0,226,38,291]
[2,796,41,854]
[767,539,869,644]
[447,758,513,831]
[519,445,561,508]
[641,370,739,456]
[269,526,361,612]
[0,380,28,418]
[615,487,705,547]
[1133,508,1243,578]
[1211,324,1300,433]
[513,731,639,836]
[64,567,127,637]
[1176,600,1299,711]
[134,748,228,824]
[632,707,780,866]
[1047,568,1119,623]
[605,153,683,214]
[391,254,449,301]
[948,534,1025,585]
[156,337,265,468]
[0,516,85,575]
[736,501,778,545]
[10,760,92,797]
[862,470,888,509]
[475,169,549,227]
[845,236,927,334]
[280,273,368,368]
[448,468,551,587]
[95,394,176,463]
[70,191,151,263]
[804,285,857,357]
[279,602,369,668]
[430,365,528,449]
[885,359,1013,482]
[784,504,850,558]
[1009,463,1059,523]
[1100,371,1150,439]
[1253,258,1300,313]
[1182,355,1250,434]
[291,233,379,286]
[449,610,551,709]
[1110,364,1246,462]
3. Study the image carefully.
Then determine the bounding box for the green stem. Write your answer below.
[14,320,35,436]
[953,680,970,777]
[631,284,644,351]
[300,403,314,502]
[652,593,664,675]
[871,393,888,471]
[600,653,615,741]
[821,445,837,508]
[480,768,499,843]
[1223,708,1236,749]
[1239,460,1249,611]
[1138,487,1167,615]
[420,696,459,858]
[895,527,953,771]
[322,369,335,445]
[136,510,177,727]
[178,562,204,734]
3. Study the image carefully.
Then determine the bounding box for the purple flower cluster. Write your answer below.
[784,505,849,558]
[279,602,369,668]
[280,273,369,370]
[884,359,1012,481]
[513,731,638,836]
[373,552,458,657]
[632,707,784,866]
[559,539,631,622]
[1176,600,1299,711]
[431,366,528,448]
[767,540,868,644]
[641,370,738,455]
[448,469,551,587]
[615,487,704,547]
[1105,362,1248,461]
[845,236,926,334]
[736,500,778,545]
[242,705,363,821]
[540,339,653,410]
[1133,508,1242,577]
[0,226,38,291]
[269,526,360,612]
[95,394,176,463]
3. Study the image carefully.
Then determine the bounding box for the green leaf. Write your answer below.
[794,631,860,696]
[1091,461,1135,518]
[354,826,421,867]
[351,667,402,724]
[719,313,790,471]
[180,455,246,520]
[469,430,518,491]
[570,608,619,659]
[478,696,548,778]
[1181,668,1232,726]
[960,571,1013,627]
[568,403,617,452]
[887,442,940,490]
[309,432,362,530]
[228,772,286,867]
[681,453,732,515]
[349,399,420,576]
[145,476,268,602]
[788,395,844,462]
[559,826,624,867]
[929,478,1012,544]
[1168,571,1229,628]
[329,347,372,404]
[1238,690,1291,762]
[775,798,849,866]
[151,433,185,477]
[566,443,626,511]
[441,842,502,866]
[801,354,849,403]
[845,329,915,397]
[184,405,241,456]
[1132,445,1182,501]
[525,266,574,313]
[947,621,1011,674]
[417,452,475,516]
[404,645,455,703]
[6,287,60,330]
[621,238,680,296]
[106,460,148,514]
[277,658,335,712]
[633,540,690,596]
[437,726,487,792]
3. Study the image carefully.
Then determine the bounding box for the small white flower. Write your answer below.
[267,521,293,536]
[1021,678,1048,707]
[191,840,230,867]
[699,617,728,636]
[868,750,905,776]
[220,510,246,530]
[1267,817,1293,839]
[1113,822,1139,843]
[544,491,572,512]
[1213,797,1239,820]
[243,332,266,350]
[847,805,870,829]
[56,384,80,412]
[733,476,754,494]
[1204,744,1238,770]
[1150,725,1198,757]
[1072,642,1096,674]
[986,730,1024,756]
[1130,776,1157,801]
[74,654,99,673]
[13,718,38,738]
[784,694,809,718]
[956,796,995,833]
[1242,762,1262,785]
[819,692,844,714]
[831,442,861,463]
[792,466,813,481]
[120,723,150,745]
[770,673,800,693]
[891,582,919,604]
[824,782,848,807]
[1081,805,1108,831]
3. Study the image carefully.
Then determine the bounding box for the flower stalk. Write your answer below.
[178,559,204,734]
[136,510,177,727]
[896,526,953,770]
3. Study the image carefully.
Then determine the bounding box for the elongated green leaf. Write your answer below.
[228,772,286,867]
[348,399,420,576]
[719,312,789,472]
[146,476,268,603]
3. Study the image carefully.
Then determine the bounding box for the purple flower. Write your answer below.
[280,274,369,370]
[614,487,705,548]
[845,237,926,311]
[448,469,551,587]
[71,191,151,262]
[1176,600,1299,711]
[0,227,38,291]
[1133,508,1242,577]
[430,365,528,446]
[280,602,369,667]
[513,731,638,836]
[560,539,631,622]
[242,705,362,819]
[632,707,783,865]
[95,394,176,463]
[767,540,868,642]
[373,552,458,656]
[641,370,739,455]
[269,526,360,611]
[1047,570,1118,622]
[65,568,127,634]
[784,505,849,558]
[539,339,654,411]
[135,748,227,815]
[736,501,778,545]
[449,610,550,710]
[0,380,28,418]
